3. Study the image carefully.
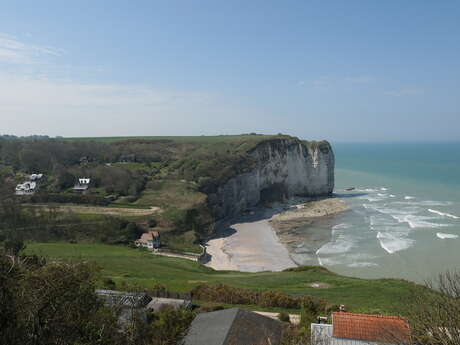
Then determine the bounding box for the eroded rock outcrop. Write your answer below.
[207,138,334,219]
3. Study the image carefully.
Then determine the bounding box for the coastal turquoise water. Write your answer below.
[302,142,460,283]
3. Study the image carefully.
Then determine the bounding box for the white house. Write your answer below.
[15,181,37,195]
[15,173,44,195]
[73,178,91,193]
[29,173,43,181]
[135,231,161,250]
[311,312,411,345]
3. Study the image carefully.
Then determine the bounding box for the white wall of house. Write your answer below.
[311,324,390,345]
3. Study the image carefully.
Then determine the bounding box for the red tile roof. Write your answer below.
[332,312,411,343]
[137,231,160,243]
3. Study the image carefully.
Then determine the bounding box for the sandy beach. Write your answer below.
[205,197,347,272]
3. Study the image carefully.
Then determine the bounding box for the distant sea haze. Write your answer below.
[297,142,460,283]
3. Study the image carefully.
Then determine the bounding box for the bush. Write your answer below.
[191,284,326,313]
[278,312,290,323]
[148,217,157,228]
[149,307,196,345]
[29,193,110,206]
[102,278,116,290]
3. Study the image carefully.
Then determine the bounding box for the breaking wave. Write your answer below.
[347,262,379,268]
[391,214,448,229]
[436,232,459,239]
[315,237,354,255]
[332,223,352,230]
[428,209,459,219]
[377,232,415,254]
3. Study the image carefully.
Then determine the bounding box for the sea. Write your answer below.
[295,142,460,283]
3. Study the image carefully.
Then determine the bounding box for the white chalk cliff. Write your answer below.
[206,138,334,219]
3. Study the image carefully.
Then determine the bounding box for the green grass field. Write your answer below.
[26,242,423,315]
[64,134,279,143]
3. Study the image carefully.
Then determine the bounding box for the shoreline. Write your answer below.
[204,197,347,272]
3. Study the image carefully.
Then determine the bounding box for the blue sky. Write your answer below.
[0,1,459,141]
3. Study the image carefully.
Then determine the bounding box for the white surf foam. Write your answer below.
[394,200,452,207]
[404,196,416,200]
[369,215,398,229]
[380,187,388,191]
[389,194,396,198]
[347,262,379,268]
[332,223,352,230]
[436,232,459,239]
[377,232,415,254]
[359,196,385,202]
[316,233,355,255]
[317,256,323,266]
[365,204,419,216]
[356,188,383,194]
[428,209,459,219]
[316,256,343,266]
[392,214,448,229]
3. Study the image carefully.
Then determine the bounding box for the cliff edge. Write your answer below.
[206,138,334,219]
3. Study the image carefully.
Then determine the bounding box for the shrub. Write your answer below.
[191,284,326,313]
[102,278,116,290]
[278,312,290,323]
[148,217,157,228]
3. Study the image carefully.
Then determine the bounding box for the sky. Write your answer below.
[0,1,459,142]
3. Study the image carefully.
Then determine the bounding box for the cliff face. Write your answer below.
[207,138,334,219]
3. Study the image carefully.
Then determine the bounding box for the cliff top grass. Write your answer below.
[26,242,424,316]
[64,133,283,144]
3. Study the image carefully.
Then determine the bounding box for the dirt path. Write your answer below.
[29,204,161,216]
[254,311,300,325]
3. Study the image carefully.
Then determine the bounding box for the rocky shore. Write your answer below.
[271,198,347,237]
[270,198,348,264]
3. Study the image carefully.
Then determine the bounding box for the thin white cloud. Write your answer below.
[0,33,267,137]
[385,87,424,97]
[311,75,375,89]
[0,72,266,137]
[0,33,64,64]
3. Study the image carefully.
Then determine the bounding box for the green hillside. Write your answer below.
[26,242,423,316]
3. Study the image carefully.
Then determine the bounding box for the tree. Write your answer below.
[4,236,26,256]
[0,254,122,345]
[408,271,460,345]
[149,307,196,345]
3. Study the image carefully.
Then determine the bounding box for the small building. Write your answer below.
[29,173,43,181]
[95,289,152,325]
[146,297,192,313]
[73,177,91,193]
[182,308,283,345]
[311,312,411,345]
[135,231,160,250]
[15,181,37,195]
[119,154,136,163]
[15,173,44,195]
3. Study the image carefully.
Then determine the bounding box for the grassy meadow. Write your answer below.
[26,242,423,316]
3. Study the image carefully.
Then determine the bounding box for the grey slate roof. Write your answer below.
[146,297,192,313]
[95,289,151,308]
[182,308,283,345]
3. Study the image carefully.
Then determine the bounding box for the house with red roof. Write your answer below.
[311,312,411,345]
[135,231,160,250]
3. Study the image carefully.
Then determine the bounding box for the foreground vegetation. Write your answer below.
[26,242,425,315]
